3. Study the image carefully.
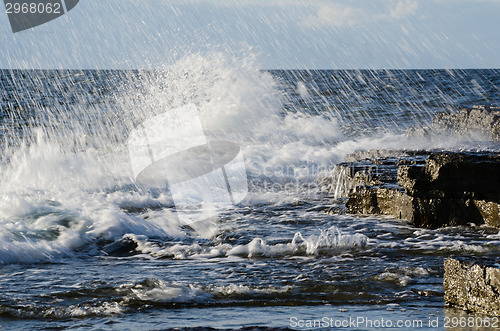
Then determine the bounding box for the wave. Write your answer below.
[0,54,496,265]
[111,225,368,259]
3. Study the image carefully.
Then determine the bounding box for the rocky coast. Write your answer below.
[328,105,500,316]
[331,150,500,229]
[330,105,500,229]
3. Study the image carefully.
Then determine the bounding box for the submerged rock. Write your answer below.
[332,150,500,228]
[444,258,500,316]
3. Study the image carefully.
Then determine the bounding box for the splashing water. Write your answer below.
[0,56,499,264]
[0,55,499,329]
[0,54,348,263]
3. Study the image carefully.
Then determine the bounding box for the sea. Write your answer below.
[0,56,499,330]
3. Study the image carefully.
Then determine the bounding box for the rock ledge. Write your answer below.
[331,150,500,228]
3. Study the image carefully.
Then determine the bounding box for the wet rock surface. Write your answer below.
[444,258,500,316]
[331,150,500,229]
[408,105,500,141]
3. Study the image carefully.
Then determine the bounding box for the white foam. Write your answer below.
[125,279,210,303]
[225,227,369,258]
[210,283,292,295]
[296,81,310,99]
[117,226,368,260]
[121,278,292,304]
[68,302,124,317]
[375,272,412,286]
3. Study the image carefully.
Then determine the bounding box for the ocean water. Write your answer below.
[0,56,499,330]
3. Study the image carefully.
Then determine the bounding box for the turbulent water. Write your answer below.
[0,56,499,330]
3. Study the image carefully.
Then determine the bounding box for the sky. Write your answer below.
[0,0,499,69]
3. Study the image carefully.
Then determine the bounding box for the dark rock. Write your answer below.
[397,165,428,196]
[103,236,139,256]
[444,258,500,316]
[423,152,500,200]
[345,185,412,220]
[409,197,485,228]
[331,150,500,228]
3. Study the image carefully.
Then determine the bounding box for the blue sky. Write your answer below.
[0,0,499,69]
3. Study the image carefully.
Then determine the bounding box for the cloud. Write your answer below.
[302,2,366,28]
[389,0,419,19]
[302,0,419,28]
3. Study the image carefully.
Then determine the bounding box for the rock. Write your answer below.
[444,258,500,316]
[103,236,139,256]
[345,185,412,219]
[411,105,500,141]
[423,152,500,200]
[474,200,500,228]
[397,165,428,196]
[331,150,500,228]
[409,196,485,228]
